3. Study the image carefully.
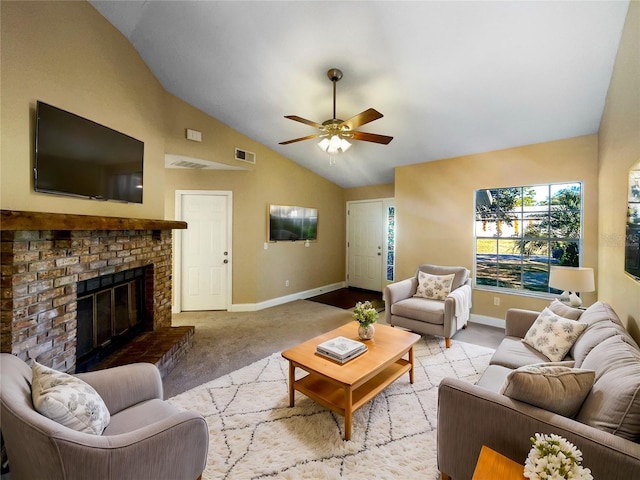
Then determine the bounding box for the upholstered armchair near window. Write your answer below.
[383,264,472,348]
[0,353,209,480]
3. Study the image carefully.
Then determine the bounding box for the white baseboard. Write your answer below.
[229,281,347,312]
[469,313,505,329]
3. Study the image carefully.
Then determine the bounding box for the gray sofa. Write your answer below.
[0,354,209,480]
[437,301,640,480]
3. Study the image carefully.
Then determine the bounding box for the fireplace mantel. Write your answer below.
[1,210,187,231]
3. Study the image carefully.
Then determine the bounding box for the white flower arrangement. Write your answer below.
[524,433,593,480]
[352,301,378,327]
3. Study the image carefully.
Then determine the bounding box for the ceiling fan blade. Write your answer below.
[350,131,394,145]
[340,108,384,131]
[279,134,320,145]
[284,115,324,129]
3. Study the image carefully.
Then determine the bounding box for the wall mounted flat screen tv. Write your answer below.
[34,101,144,203]
[268,204,318,241]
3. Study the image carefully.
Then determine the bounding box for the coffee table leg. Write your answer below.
[288,362,295,407]
[409,346,415,384]
[344,387,353,441]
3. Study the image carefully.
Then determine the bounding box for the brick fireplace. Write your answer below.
[1,210,188,373]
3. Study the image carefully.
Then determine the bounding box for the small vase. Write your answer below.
[358,324,375,340]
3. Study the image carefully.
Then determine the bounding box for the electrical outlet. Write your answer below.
[285,280,289,287]
[493,297,500,306]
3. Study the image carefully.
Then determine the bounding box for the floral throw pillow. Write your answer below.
[31,361,110,435]
[522,308,587,362]
[414,272,455,301]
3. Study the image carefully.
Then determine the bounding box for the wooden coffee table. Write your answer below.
[281,323,420,440]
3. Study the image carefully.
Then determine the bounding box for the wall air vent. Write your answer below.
[235,148,256,164]
[172,159,209,169]
[165,154,247,171]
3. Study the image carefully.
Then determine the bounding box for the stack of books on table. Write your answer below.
[316,336,368,364]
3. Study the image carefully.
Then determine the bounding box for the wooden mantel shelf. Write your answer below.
[0,210,187,231]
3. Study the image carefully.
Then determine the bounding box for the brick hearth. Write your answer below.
[1,210,190,375]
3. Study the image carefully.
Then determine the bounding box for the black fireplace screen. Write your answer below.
[76,266,148,371]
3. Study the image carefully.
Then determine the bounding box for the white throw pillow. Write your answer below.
[414,272,455,301]
[500,363,595,417]
[522,308,587,362]
[31,362,110,435]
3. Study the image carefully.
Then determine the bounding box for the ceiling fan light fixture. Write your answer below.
[318,135,351,154]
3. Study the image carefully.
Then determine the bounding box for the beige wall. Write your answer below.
[163,94,346,305]
[345,183,394,202]
[1,1,166,219]
[598,0,640,337]
[395,135,599,319]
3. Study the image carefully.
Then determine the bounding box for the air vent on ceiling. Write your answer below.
[235,148,256,164]
[172,160,209,169]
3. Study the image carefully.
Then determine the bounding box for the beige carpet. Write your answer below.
[168,336,494,479]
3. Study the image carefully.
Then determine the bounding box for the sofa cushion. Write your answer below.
[521,308,587,362]
[576,301,623,328]
[500,364,595,417]
[31,361,110,435]
[417,264,468,291]
[476,364,513,391]
[571,320,632,368]
[576,335,640,441]
[490,336,557,369]
[415,271,455,301]
[548,299,583,320]
[391,297,445,325]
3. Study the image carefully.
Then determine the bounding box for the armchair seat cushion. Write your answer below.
[103,399,183,436]
[391,297,445,325]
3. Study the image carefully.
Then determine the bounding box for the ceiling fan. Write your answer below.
[279,68,393,155]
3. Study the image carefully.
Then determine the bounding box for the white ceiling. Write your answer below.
[89,1,630,188]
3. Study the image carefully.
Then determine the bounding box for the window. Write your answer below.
[474,182,582,294]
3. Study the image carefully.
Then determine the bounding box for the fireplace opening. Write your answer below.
[75,266,151,372]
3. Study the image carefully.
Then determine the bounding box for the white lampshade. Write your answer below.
[548,266,595,307]
[317,138,330,152]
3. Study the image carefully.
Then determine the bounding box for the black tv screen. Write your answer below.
[34,101,144,203]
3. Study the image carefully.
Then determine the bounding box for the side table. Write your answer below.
[472,445,526,480]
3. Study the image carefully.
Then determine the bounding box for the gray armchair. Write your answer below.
[0,353,208,480]
[384,264,472,348]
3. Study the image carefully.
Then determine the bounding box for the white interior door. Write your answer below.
[347,200,383,291]
[180,192,231,311]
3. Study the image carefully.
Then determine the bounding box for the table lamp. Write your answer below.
[548,266,595,307]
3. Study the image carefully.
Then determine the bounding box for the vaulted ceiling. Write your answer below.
[90,1,630,188]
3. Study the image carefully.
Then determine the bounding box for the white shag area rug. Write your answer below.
[168,336,494,480]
